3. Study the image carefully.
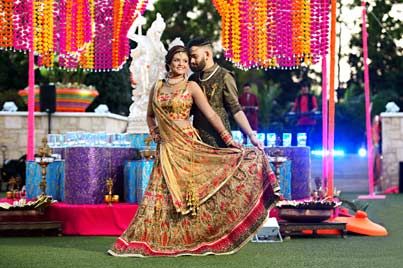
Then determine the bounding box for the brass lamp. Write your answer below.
[140,135,156,160]
[105,178,113,206]
[35,137,54,196]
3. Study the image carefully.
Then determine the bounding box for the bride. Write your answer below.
[108,45,279,257]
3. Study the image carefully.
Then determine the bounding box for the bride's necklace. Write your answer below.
[166,76,185,87]
[198,66,219,82]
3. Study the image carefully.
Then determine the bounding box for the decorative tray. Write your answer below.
[278,208,332,223]
[276,200,341,223]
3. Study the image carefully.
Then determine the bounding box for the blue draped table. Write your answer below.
[265,146,311,200]
[124,160,154,203]
[270,161,292,200]
[26,160,65,201]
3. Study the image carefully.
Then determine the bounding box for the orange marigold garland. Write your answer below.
[0,0,14,48]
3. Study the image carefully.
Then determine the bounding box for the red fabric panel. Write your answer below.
[46,202,138,236]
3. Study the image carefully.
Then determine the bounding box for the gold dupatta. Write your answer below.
[152,80,246,215]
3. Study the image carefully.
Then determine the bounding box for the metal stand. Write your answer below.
[47,110,52,134]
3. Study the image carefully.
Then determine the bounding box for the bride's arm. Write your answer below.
[188,81,240,148]
[146,85,161,142]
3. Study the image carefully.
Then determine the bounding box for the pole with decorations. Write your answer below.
[358,1,385,200]
[212,0,332,195]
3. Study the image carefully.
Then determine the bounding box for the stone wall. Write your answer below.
[0,112,128,161]
[380,112,403,190]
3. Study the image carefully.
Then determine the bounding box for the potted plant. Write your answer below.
[18,63,98,112]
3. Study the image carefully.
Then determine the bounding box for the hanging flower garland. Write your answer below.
[0,0,14,49]
[12,0,30,51]
[0,0,13,48]
[212,0,330,69]
[0,0,149,71]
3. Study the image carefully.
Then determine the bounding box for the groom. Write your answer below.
[187,37,262,149]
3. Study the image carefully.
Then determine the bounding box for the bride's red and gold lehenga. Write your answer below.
[108,81,280,257]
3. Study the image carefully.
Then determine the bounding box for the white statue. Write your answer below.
[126,13,168,133]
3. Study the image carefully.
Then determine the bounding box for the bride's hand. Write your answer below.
[249,134,264,151]
[228,139,242,149]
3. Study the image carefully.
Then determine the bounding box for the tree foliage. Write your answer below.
[0,51,29,110]
[146,0,222,45]
[85,66,132,115]
[347,0,403,112]
[337,0,403,150]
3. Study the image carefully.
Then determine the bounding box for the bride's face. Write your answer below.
[169,52,189,77]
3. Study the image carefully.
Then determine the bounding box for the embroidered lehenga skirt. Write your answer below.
[108,87,279,257]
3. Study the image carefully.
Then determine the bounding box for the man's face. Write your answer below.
[189,46,207,72]
[301,86,309,94]
[243,86,251,92]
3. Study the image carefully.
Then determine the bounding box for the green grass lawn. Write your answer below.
[1,193,402,268]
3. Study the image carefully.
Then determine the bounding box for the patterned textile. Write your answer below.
[108,81,279,257]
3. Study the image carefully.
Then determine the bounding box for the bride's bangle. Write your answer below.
[149,126,158,134]
[149,126,161,143]
[220,130,233,145]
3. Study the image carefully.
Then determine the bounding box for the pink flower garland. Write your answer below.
[93,0,112,70]
[12,0,30,51]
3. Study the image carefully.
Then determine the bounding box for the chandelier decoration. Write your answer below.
[0,0,149,71]
[212,0,330,70]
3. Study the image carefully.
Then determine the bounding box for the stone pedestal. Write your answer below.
[126,93,149,134]
[380,112,403,191]
[127,116,148,134]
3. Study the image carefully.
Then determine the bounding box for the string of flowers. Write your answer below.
[256,0,267,68]
[320,0,330,57]
[0,0,14,49]
[111,0,122,69]
[0,0,148,71]
[212,0,330,69]
[12,0,30,51]
[78,0,94,69]
[57,0,67,56]
[117,0,148,70]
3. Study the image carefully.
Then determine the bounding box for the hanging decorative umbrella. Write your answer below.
[212,0,330,70]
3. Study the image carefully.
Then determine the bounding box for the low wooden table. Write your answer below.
[0,210,62,236]
[279,221,347,239]
[0,221,62,236]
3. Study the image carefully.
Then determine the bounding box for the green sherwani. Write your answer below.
[189,63,242,148]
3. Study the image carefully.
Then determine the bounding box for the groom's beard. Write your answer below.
[190,57,206,72]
